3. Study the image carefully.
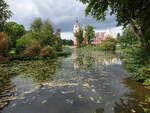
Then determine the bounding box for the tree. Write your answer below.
[118,26,138,48]
[16,33,34,52]
[84,25,95,44]
[30,18,54,47]
[53,29,62,51]
[30,18,43,31]
[40,20,54,46]
[4,22,25,47]
[0,0,12,32]
[78,0,150,44]
[74,27,84,47]
[62,39,73,46]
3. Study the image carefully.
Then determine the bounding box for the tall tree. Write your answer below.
[74,27,84,47]
[4,22,25,47]
[30,18,43,31]
[54,29,62,51]
[78,0,150,44]
[84,25,95,44]
[0,0,12,32]
[40,20,54,46]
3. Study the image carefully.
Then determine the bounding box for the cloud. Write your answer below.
[6,0,122,39]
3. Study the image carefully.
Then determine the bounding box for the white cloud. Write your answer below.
[61,32,73,40]
[6,0,122,34]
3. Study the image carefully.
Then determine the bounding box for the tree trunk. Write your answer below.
[130,18,145,43]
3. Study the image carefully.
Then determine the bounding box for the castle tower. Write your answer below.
[73,18,81,46]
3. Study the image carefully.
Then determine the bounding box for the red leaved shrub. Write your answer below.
[0,32,10,56]
[24,42,41,57]
[40,46,54,58]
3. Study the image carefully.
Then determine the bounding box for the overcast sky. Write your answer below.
[6,0,122,39]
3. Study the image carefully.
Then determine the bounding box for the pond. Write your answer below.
[0,48,150,113]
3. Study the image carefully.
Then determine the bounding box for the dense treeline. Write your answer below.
[62,39,73,46]
[0,18,64,61]
[0,0,70,63]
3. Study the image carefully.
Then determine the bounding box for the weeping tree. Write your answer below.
[78,0,150,45]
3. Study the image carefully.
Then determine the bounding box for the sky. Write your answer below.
[6,0,122,40]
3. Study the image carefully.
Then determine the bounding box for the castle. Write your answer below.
[73,19,115,46]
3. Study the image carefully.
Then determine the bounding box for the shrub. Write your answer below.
[136,65,150,80]
[55,51,71,57]
[121,44,150,85]
[24,42,41,57]
[143,79,150,86]
[16,33,34,52]
[98,37,117,51]
[40,46,55,58]
[0,32,10,56]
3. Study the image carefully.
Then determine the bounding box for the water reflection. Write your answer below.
[73,48,121,70]
[0,48,150,113]
[0,59,58,109]
[113,78,150,113]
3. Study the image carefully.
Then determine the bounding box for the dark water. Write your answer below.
[0,48,150,113]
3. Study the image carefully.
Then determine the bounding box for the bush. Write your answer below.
[121,44,150,85]
[143,79,150,86]
[40,46,55,58]
[137,65,150,80]
[98,37,117,51]
[16,33,34,52]
[24,42,41,57]
[0,32,10,56]
[55,51,71,57]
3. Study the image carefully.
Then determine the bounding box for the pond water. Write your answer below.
[0,48,150,113]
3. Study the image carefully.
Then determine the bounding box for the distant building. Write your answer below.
[73,19,81,46]
[72,19,115,46]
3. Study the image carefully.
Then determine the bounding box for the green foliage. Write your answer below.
[4,22,25,47]
[40,20,54,46]
[30,18,62,50]
[55,51,71,57]
[53,32,62,51]
[74,27,84,47]
[16,33,35,52]
[136,65,150,81]
[62,39,73,46]
[0,0,12,32]
[30,18,43,31]
[119,28,150,84]
[122,45,150,76]
[78,0,150,44]
[143,79,150,86]
[0,17,66,61]
[118,27,138,49]
[84,25,95,44]
[98,37,117,51]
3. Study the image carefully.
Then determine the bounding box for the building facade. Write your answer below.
[73,20,115,46]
